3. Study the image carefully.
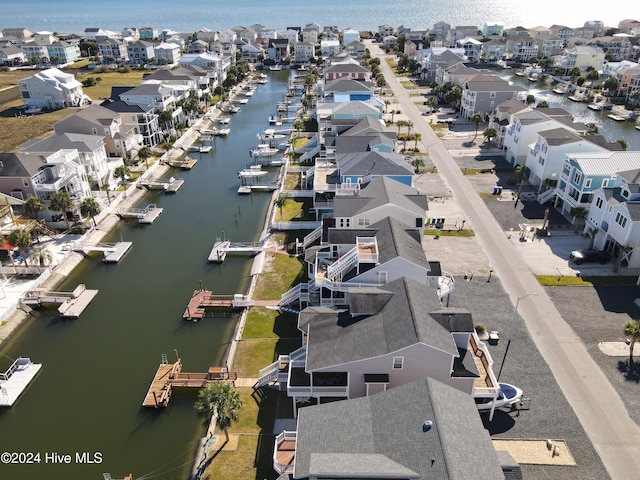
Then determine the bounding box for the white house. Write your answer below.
[18,68,88,110]
[342,28,360,46]
[154,42,181,65]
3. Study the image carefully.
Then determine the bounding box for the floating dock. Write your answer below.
[118,204,163,224]
[0,358,42,406]
[168,157,198,170]
[183,289,253,320]
[237,183,279,194]
[139,177,183,192]
[103,242,133,263]
[208,240,264,263]
[208,241,230,262]
[20,284,98,318]
[165,178,184,193]
[142,356,237,408]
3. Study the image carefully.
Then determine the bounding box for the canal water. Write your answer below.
[0,70,293,480]
[503,73,640,151]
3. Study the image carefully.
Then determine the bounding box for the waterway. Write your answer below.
[503,73,640,151]
[0,70,293,480]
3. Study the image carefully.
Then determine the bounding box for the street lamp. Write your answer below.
[497,293,539,381]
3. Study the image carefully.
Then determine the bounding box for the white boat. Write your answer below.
[238,164,268,178]
[475,383,523,412]
[244,88,256,97]
[217,116,231,124]
[608,114,628,121]
[261,128,286,140]
[239,98,249,104]
[568,93,587,102]
[636,125,640,131]
[250,144,279,157]
[269,114,283,125]
[587,103,602,111]
[269,64,282,71]
[552,84,568,94]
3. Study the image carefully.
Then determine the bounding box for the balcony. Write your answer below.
[273,430,297,475]
[468,334,499,399]
[288,368,348,398]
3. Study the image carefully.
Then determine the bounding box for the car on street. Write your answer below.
[569,248,612,265]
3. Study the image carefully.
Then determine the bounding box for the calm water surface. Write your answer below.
[0,70,293,480]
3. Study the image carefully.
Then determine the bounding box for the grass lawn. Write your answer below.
[424,228,475,237]
[283,173,300,190]
[243,307,298,339]
[204,387,281,480]
[275,198,312,222]
[536,275,638,286]
[77,70,146,100]
[0,107,77,152]
[252,254,306,301]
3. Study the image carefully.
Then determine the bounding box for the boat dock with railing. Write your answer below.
[183,289,254,320]
[20,283,98,318]
[142,354,238,408]
[118,204,163,224]
[0,357,42,406]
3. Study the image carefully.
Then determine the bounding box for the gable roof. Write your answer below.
[324,78,373,93]
[337,151,413,177]
[300,277,463,371]
[333,176,427,218]
[294,377,505,479]
[19,132,104,153]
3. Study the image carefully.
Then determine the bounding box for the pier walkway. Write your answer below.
[183,289,254,320]
[20,284,98,318]
[118,204,163,224]
[142,356,237,408]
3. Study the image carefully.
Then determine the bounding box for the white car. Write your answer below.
[476,383,523,411]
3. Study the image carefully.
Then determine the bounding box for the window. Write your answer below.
[91,128,98,135]
[573,172,582,185]
[358,218,371,227]
[392,357,404,369]
[602,179,609,188]
[622,189,629,198]
[615,212,628,228]
[21,178,29,188]
[585,179,592,188]
[595,197,603,209]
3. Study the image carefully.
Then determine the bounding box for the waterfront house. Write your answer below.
[0,151,92,223]
[53,104,143,160]
[154,42,181,65]
[101,98,162,147]
[456,37,482,63]
[585,168,640,268]
[267,38,290,63]
[554,45,605,74]
[345,40,366,59]
[506,36,539,61]
[589,35,633,62]
[480,37,507,62]
[535,33,565,59]
[301,26,319,45]
[139,27,159,40]
[459,73,526,119]
[179,52,230,86]
[323,63,371,83]
[342,28,360,47]
[336,151,414,187]
[274,377,508,479]
[446,26,478,46]
[240,41,265,64]
[483,22,505,37]
[322,78,374,103]
[488,99,530,149]
[19,133,111,189]
[18,68,88,110]
[283,29,300,45]
[417,47,466,82]
[264,276,499,418]
[116,83,177,112]
[293,42,315,64]
[549,25,574,45]
[602,60,640,96]
[320,39,340,59]
[553,151,640,219]
[19,40,50,63]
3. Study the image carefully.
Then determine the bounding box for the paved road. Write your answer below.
[367,40,640,480]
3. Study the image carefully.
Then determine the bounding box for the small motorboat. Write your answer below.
[475,383,523,412]
[238,164,268,178]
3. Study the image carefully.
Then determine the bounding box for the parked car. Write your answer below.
[569,248,611,265]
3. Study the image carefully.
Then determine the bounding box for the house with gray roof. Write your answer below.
[322,78,374,103]
[0,150,91,223]
[53,104,143,160]
[337,151,414,187]
[262,276,500,419]
[18,68,88,110]
[323,63,372,83]
[19,133,111,189]
[274,377,509,479]
[459,73,526,119]
[101,98,162,147]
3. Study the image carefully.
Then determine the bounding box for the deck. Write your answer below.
[142,358,237,408]
[183,289,254,320]
[0,358,42,406]
[20,284,99,318]
[103,242,133,263]
[165,178,184,193]
[118,204,163,224]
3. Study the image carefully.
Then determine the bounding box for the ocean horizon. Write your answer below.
[1,0,632,35]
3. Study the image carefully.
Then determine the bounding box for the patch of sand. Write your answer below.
[492,439,576,466]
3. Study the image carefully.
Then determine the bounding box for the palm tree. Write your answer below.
[8,228,32,266]
[425,96,437,114]
[571,206,588,233]
[629,89,640,108]
[585,123,599,135]
[623,320,640,364]
[482,127,497,144]
[80,197,101,228]
[137,146,152,169]
[525,94,536,106]
[275,194,288,220]
[194,383,242,443]
[101,184,112,205]
[384,99,390,113]
[24,197,44,220]
[29,244,52,267]
[470,113,483,141]
[413,132,422,151]
[49,191,74,230]
[410,157,425,173]
[114,165,130,190]
[616,139,628,151]
[586,227,599,249]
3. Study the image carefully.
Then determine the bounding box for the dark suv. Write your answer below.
[569,248,612,265]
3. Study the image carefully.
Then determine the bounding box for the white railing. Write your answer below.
[256,359,280,387]
[299,144,320,162]
[287,384,348,396]
[318,279,383,292]
[303,226,322,248]
[326,246,358,281]
[357,237,378,263]
[273,430,297,475]
[537,188,556,205]
[281,283,307,306]
[271,221,321,230]
[289,344,307,363]
[436,272,455,300]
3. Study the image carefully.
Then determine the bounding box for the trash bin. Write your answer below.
[493,186,500,195]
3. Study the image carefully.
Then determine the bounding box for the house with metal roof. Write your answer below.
[585,167,640,268]
[553,151,640,218]
[274,377,510,479]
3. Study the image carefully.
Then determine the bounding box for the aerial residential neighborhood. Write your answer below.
[1,12,640,480]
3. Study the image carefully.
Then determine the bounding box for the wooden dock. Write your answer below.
[142,357,237,408]
[20,284,99,318]
[168,156,198,170]
[183,289,253,320]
